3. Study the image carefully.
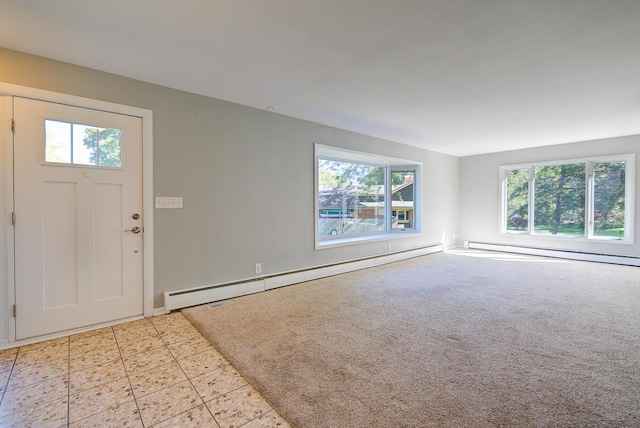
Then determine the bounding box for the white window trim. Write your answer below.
[315,144,421,250]
[499,154,635,244]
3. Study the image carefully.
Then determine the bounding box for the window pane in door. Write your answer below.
[76,125,122,167]
[97,127,122,167]
[593,161,625,238]
[72,124,98,165]
[44,120,72,163]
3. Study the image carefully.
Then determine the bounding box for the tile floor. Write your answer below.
[0,312,290,427]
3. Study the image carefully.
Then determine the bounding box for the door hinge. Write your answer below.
[11,212,15,226]
[12,304,16,318]
[10,118,15,133]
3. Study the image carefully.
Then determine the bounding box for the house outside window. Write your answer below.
[315,144,420,248]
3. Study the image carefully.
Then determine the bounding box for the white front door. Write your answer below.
[13,97,143,340]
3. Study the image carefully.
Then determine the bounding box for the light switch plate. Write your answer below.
[155,197,183,209]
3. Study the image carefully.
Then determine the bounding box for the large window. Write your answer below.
[501,155,634,242]
[315,144,420,247]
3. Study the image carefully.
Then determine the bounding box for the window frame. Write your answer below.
[43,118,125,170]
[499,154,635,244]
[315,144,421,249]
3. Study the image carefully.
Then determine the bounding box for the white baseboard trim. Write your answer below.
[164,280,264,313]
[468,242,640,267]
[164,244,443,312]
[153,307,167,317]
[264,244,442,291]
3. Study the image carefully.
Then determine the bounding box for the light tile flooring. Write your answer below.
[0,312,290,427]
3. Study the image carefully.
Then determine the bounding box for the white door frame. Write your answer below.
[0,82,154,345]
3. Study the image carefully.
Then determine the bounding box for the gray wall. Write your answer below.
[459,135,640,257]
[0,48,460,309]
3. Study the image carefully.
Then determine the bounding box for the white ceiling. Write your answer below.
[1,0,639,156]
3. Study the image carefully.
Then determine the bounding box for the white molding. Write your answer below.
[468,242,640,267]
[0,82,148,117]
[142,109,154,318]
[164,280,265,313]
[164,245,443,312]
[1,95,15,343]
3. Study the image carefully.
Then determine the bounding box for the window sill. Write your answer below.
[316,230,421,250]
[499,231,633,245]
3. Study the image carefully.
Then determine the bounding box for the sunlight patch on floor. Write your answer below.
[446,249,568,263]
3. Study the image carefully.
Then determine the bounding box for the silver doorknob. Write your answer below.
[125,226,141,234]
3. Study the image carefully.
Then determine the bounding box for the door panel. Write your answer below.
[94,183,124,301]
[42,181,78,309]
[13,97,143,340]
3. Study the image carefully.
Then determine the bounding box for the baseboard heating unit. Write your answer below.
[466,241,640,267]
[164,244,443,313]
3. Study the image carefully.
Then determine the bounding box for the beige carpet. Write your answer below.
[182,250,640,427]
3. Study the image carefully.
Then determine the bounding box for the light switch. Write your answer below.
[155,197,183,209]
